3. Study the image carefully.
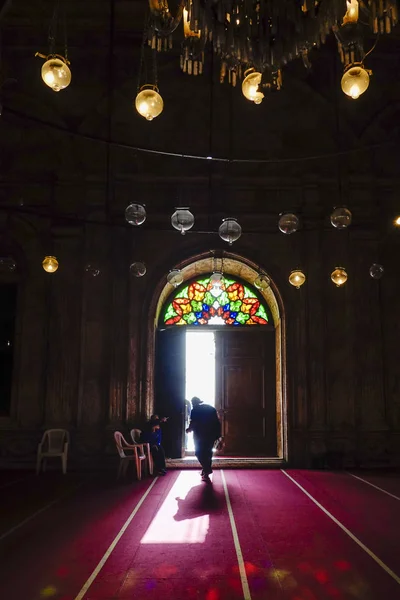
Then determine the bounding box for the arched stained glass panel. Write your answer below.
[163,276,270,326]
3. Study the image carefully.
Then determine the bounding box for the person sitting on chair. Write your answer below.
[140,414,168,476]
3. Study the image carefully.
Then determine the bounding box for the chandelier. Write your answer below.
[145,0,398,102]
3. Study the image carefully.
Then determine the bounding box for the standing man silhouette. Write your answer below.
[186,396,222,482]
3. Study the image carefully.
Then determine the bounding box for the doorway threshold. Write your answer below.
[166,457,286,469]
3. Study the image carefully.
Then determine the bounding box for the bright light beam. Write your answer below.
[141,472,209,544]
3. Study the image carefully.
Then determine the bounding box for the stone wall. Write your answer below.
[1,179,399,469]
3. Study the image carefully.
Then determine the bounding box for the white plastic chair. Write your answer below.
[114,431,146,481]
[36,429,69,475]
[130,428,154,475]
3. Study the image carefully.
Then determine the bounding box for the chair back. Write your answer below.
[130,429,142,444]
[41,429,69,454]
[114,431,130,458]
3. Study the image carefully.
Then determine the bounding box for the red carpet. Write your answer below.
[0,468,399,599]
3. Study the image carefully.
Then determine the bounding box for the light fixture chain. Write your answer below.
[48,0,60,56]
[137,13,150,92]
[152,46,158,87]
[61,0,69,61]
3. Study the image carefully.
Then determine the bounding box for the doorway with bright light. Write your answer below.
[185,330,216,452]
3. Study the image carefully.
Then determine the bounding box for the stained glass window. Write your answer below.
[163,276,270,326]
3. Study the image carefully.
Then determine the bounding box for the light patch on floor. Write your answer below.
[140,472,210,544]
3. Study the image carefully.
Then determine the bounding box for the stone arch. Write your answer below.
[143,250,288,462]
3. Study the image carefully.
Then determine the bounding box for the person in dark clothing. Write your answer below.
[186,397,222,482]
[140,414,168,475]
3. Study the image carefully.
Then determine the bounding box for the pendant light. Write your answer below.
[35,1,71,92]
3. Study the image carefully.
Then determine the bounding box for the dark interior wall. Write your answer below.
[0,177,399,469]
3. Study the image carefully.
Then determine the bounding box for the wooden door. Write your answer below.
[215,329,277,456]
[154,328,186,458]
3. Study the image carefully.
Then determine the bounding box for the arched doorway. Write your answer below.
[144,253,288,464]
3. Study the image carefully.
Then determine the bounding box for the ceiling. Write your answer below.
[0,0,399,228]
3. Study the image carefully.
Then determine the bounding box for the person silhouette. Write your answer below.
[140,414,168,475]
[186,397,222,482]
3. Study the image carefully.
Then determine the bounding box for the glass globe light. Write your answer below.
[278,212,300,235]
[331,267,348,287]
[85,264,100,277]
[394,216,400,227]
[0,257,17,272]
[330,206,352,229]
[341,64,370,99]
[167,269,184,287]
[369,263,384,280]
[130,262,147,277]
[242,70,264,104]
[135,85,164,121]
[218,218,242,245]
[171,207,195,235]
[343,0,359,24]
[289,270,306,289]
[210,272,224,287]
[254,273,271,291]
[125,203,146,226]
[42,256,59,273]
[41,56,71,92]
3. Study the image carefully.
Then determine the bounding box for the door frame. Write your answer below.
[142,252,288,462]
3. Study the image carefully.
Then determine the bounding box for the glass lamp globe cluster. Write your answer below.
[121,204,391,290]
[28,207,397,284]
[278,206,383,290]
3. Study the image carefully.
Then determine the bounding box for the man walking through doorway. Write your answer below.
[186,396,222,482]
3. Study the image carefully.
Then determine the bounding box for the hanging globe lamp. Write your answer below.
[341,63,370,99]
[171,207,195,235]
[125,203,146,226]
[288,270,306,289]
[278,212,300,234]
[210,272,224,287]
[85,264,101,277]
[331,267,348,287]
[167,269,184,287]
[369,263,384,280]
[242,69,264,104]
[254,273,271,291]
[343,0,359,24]
[36,53,71,92]
[218,218,242,245]
[130,262,147,277]
[0,257,17,272]
[330,206,352,229]
[135,85,164,121]
[42,256,59,273]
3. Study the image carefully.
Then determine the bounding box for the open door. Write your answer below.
[154,328,186,458]
[215,329,277,456]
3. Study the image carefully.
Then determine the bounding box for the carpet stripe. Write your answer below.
[0,483,82,542]
[281,470,400,585]
[73,477,158,600]
[0,475,33,490]
[349,473,400,501]
[221,470,252,600]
